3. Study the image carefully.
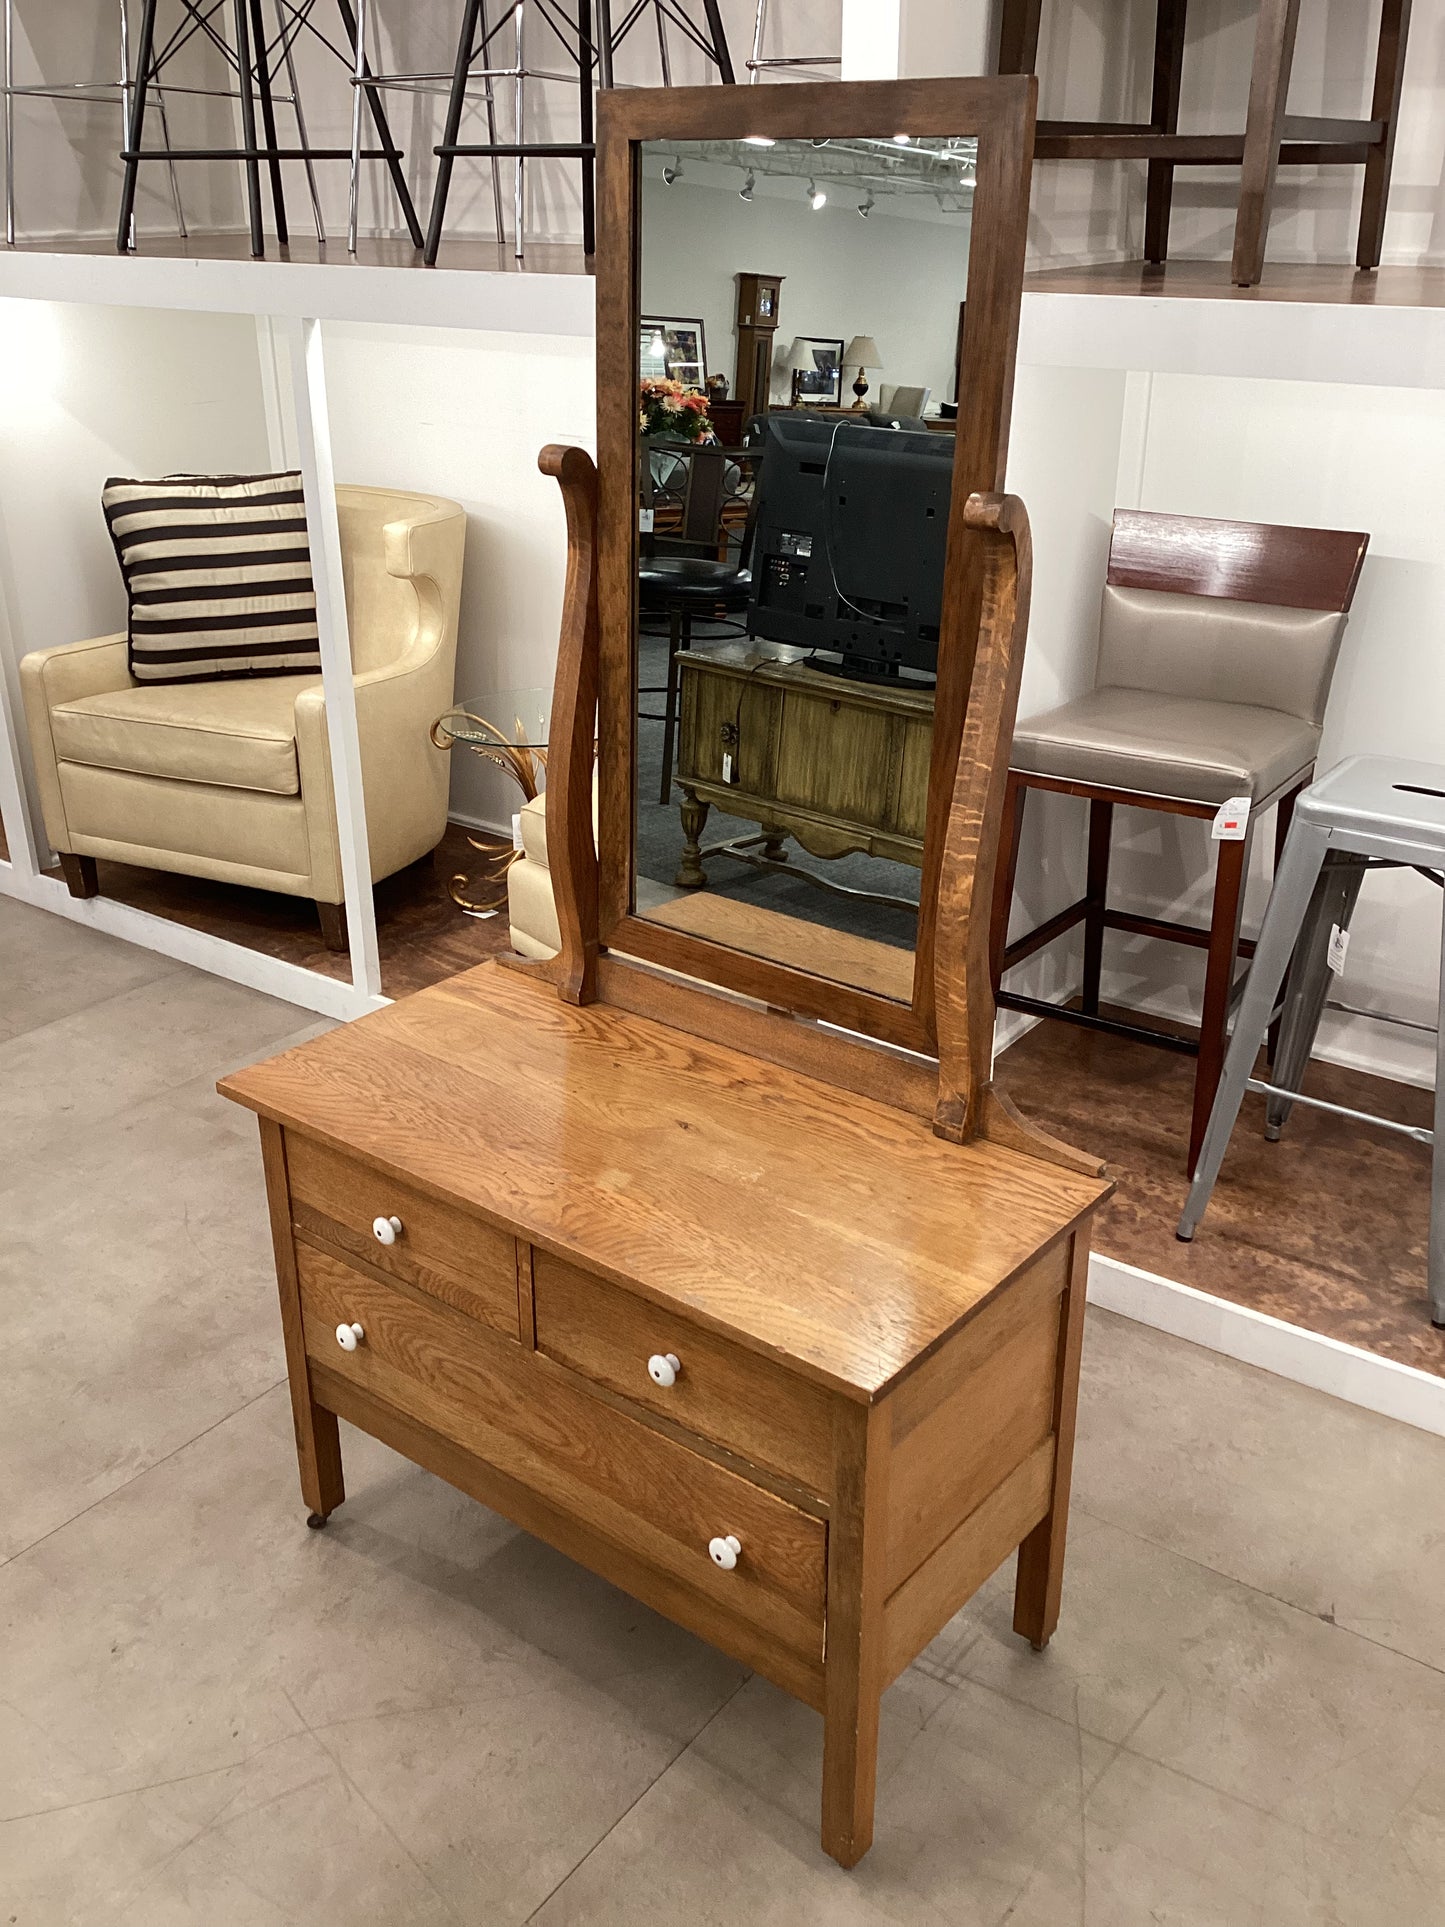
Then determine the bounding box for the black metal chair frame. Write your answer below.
[117,0,423,256]
[423,0,735,265]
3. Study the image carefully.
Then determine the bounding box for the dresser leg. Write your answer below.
[1013,1232,1089,1649]
[821,1403,888,1867]
[259,1118,347,1525]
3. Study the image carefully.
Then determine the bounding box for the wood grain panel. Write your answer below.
[881,1439,1054,1684]
[287,1132,519,1339]
[532,1252,837,1498]
[297,1243,826,1654]
[220,962,1109,1401]
[312,1363,826,1711]
[1107,508,1368,612]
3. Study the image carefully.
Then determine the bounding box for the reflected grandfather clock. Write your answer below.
[734,272,784,417]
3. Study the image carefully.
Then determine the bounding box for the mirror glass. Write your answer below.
[634,133,975,1003]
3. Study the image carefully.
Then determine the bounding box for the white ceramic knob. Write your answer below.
[335,1321,364,1352]
[708,1534,741,1572]
[647,1352,681,1389]
[372,1214,403,1246]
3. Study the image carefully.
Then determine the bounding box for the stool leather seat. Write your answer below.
[1010,686,1318,806]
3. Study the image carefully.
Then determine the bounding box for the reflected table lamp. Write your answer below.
[844,335,881,409]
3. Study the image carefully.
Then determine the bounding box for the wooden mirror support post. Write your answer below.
[220,77,1111,1876]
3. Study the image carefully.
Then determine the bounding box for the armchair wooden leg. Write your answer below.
[1189,825,1253,1175]
[1232,0,1301,287]
[59,853,99,899]
[316,900,349,952]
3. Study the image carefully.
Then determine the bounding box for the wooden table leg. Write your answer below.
[1014,1230,1088,1650]
[1232,0,1301,287]
[1357,0,1412,271]
[821,1403,888,1868]
[1189,823,1252,1174]
[1145,0,1188,263]
[260,1119,345,1524]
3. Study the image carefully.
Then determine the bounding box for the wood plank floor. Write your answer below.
[994,1010,1442,1379]
[1024,258,1445,307]
[38,823,515,1000]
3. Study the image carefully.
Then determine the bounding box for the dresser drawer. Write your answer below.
[287,1133,518,1339]
[531,1252,836,1498]
[298,1244,826,1657]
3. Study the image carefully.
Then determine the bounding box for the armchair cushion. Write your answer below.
[103,471,320,685]
[49,675,316,796]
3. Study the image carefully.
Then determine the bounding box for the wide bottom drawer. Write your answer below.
[298,1244,827,1661]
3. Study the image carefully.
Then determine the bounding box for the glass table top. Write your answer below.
[433,686,551,753]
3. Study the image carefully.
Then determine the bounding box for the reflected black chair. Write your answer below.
[639,441,755,805]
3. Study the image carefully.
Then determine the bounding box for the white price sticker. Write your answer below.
[1327,923,1350,976]
[1211,795,1251,841]
[638,507,654,533]
[511,812,524,852]
[722,751,734,784]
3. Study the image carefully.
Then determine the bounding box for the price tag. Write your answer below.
[511,811,524,852]
[722,751,734,784]
[1327,923,1350,976]
[1211,795,1251,841]
[638,507,654,533]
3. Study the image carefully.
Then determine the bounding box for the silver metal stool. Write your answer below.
[1178,754,1445,1328]
[2,0,186,246]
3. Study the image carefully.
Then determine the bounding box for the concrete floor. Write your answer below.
[4,897,1445,1926]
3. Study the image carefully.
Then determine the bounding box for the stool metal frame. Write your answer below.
[2,0,186,246]
[116,0,423,257]
[421,0,735,266]
[747,0,839,83]
[1178,755,1445,1328]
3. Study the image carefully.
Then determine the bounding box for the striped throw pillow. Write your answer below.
[102,471,321,685]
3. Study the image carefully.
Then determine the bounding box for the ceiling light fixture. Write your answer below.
[857,191,875,218]
[744,135,776,147]
[662,157,683,186]
[808,179,827,211]
[893,133,912,145]
[739,170,756,201]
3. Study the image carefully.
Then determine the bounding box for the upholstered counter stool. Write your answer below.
[990,509,1368,1174]
[1178,755,1444,1327]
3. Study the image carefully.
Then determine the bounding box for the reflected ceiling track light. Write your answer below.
[744,134,775,146]
[857,191,875,218]
[893,132,912,144]
[739,170,756,201]
[807,178,827,210]
[662,156,684,185]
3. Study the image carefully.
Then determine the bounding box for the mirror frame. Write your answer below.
[595,76,1036,1056]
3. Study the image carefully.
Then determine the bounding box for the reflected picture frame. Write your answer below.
[640,315,708,391]
[595,77,1038,1057]
[792,336,845,406]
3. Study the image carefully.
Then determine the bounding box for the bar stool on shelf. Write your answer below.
[1178,755,1444,1328]
[116,0,423,257]
[421,0,736,265]
[747,0,839,83]
[2,0,186,246]
[997,0,1413,287]
[990,509,1369,1175]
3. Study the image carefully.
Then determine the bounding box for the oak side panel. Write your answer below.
[881,1439,1055,1683]
[259,1121,343,1519]
[822,1399,891,1869]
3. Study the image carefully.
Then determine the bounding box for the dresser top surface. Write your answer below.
[221,962,1107,1399]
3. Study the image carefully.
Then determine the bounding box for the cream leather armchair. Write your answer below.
[21,485,465,948]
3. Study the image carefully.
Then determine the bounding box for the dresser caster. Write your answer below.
[306,1511,330,1530]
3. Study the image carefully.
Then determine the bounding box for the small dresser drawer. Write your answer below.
[287,1133,518,1338]
[532,1252,836,1498]
[299,1243,826,1658]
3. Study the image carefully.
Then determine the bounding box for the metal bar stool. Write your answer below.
[747,0,839,83]
[116,0,422,257]
[2,0,186,246]
[423,0,735,266]
[1178,754,1445,1328]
